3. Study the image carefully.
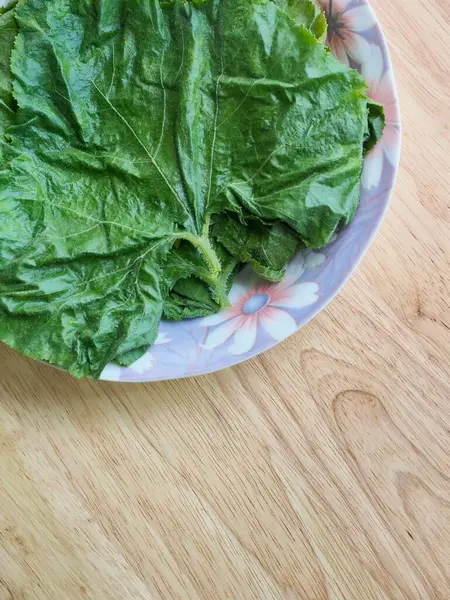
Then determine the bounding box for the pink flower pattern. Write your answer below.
[201,253,324,355]
[317,0,376,65]
[362,45,401,188]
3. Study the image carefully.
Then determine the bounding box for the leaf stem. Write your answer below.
[174,232,221,279]
[172,230,231,308]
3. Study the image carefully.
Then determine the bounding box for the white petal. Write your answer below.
[155,332,171,345]
[384,133,401,166]
[100,363,123,381]
[201,310,233,327]
[228,317,258,355]
[344,32,372,65]
[260,307,298,341]
[202,316,241,349]
[129,352,155,374]
[334,0,353,10]
[304,252,326,269]
[332,38,351,66]
[362,146,384,189]
[272,282,319,309]
[230,267,261,303]
[378,70,398,107]
[325,0,353,11]
[361,44,384,87]
[383,124,401,165]
[345,6,377,32]
[282,252,306,286]
[228,283,248,305]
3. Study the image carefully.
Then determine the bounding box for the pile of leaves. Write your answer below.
[0,0,383,377]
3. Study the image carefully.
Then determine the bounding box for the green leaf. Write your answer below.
[162,239,238,315]
[164,277,227,321]
[364,99,385,154]
[0,0,381,377]
[0,1,17,155]
[273,0,327,42]
[212,212,299,282]
[206,1,371,246]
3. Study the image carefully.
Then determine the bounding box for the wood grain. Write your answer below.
[1,0,450,598]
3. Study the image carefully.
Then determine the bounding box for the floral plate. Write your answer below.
[101,0,401,382]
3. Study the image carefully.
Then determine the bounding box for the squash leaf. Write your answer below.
[274,0,327,41]
[212,213,299,282]
[0,0,383,377]
[0,1,17,156]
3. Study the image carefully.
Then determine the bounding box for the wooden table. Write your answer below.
[1,1,449,598]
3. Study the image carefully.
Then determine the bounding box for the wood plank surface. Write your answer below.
[1,0,450,598]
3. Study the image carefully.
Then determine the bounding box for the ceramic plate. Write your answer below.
[100,0,401,382]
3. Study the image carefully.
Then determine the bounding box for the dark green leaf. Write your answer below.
[212,212,299,282]
[163,239,238,318]
[0,1,17,155]
[164,277,226,321]
[364,99,385,154]
[273,0,327,42]
[0,0,382,377]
